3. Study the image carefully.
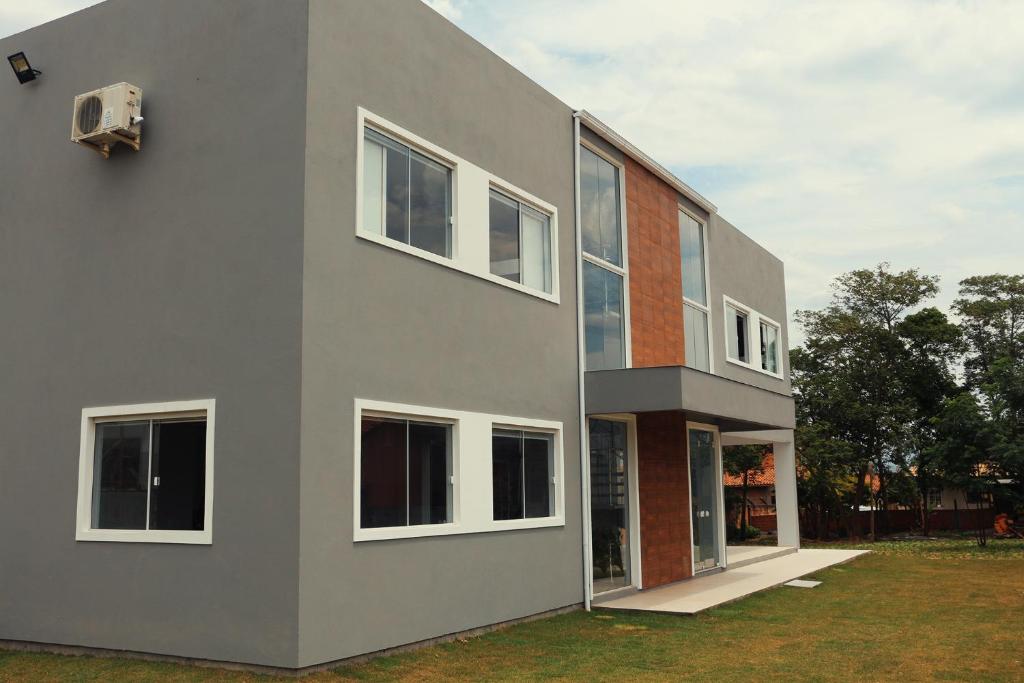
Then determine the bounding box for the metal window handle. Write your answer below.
[153,476,160,487]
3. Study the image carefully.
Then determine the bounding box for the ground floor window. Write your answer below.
[590,419,631,593]
[492,429,555,520]
[360,416,452,529]
[77,400,215,544]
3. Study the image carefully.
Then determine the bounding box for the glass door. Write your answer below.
[689,427,720,572]
[589,419,630,594]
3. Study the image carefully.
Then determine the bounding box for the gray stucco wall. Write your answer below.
[298,0,583,667]
[0,0,308,667]
[708,214,792,395]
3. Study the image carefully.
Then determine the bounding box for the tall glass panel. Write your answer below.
[584,261,625,370]
[491,429,523,520]
[360,417,408,528]
[488,190,520,283]
[679,211,707,305]
[727,305,749,363]
[590,419,630,593]
[689,429,720,571]
[580,146,622,266]
[92,421,150,530]
[409,151,451,257]
[407,422,451,525]
[149,420,206,531]
[520,207,552,294]
[760,322,779,374]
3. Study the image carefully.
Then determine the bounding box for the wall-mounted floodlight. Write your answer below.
[8,52,41,84]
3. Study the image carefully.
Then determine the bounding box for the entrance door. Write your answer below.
[589,419,630,594]
[689,427,721,572]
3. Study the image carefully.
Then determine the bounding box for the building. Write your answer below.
[0,0,797,672]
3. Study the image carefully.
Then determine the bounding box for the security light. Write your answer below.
[7,52,41,84]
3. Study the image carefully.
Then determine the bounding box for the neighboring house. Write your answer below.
[0,0,797,671]
[724,452,777,524]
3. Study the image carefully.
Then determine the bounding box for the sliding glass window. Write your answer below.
[362,128,452,258]
[489,189,553,294]
[492,429,555,520]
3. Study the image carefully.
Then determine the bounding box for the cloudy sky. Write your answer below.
[5,0,1022,339]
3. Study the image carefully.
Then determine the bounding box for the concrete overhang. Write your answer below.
[585,365,796,432]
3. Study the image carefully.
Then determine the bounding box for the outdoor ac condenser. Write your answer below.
[70,82,143,158]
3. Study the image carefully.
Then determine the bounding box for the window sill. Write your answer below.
[75,529,212,544]
[355,230,560,305]
[725,356,785,380]
[354,516,565,542]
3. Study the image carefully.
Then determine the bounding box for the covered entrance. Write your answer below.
[584,365,801,605]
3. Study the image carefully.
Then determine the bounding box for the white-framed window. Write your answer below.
[355,108,560,304]
[489,189,553,294]
[927,489,943,509]
[723,295,784,379]
[75,399,215,544]
[353,399,564,541]
[492,428,556,520]
[580,142,630,370]
[680,208,712,372]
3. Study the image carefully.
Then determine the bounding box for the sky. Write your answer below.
[4,0,1022,341]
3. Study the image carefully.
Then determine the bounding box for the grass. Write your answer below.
[2,538,1022,682]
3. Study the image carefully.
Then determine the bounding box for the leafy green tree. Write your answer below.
[794,263,941,537]
[723,445,765,541]
[952,275,1024,510]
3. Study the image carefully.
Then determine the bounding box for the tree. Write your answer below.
[793,263,943,538]
[952,275,1024,512]
[723,445,765,540]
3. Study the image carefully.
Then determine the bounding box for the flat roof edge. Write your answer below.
[575,110,718,215]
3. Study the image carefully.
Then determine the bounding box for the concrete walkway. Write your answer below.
[597,548,868,615]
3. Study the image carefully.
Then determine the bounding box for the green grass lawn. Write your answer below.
[2,538,1022,682]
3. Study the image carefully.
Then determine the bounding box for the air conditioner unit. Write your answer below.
[71,82,143,158]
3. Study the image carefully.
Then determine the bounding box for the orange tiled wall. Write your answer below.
[624,157,684,367]
[636,411,693,588]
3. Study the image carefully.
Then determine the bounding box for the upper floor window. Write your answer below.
[726,303,750,364]
[362,127,452,258]
[724,296,784,379]
[360,416,452,529]
[581,144,627,370]
[760,320,780,374]
[492,429,555,520]
[680,210,711,372]
[580,146,622,267]
[489,189,553,294]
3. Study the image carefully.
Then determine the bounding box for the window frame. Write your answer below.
[75,399,216,545]
[487,185,555,295]
[579,139,632,369]
[679,206,713,373]
[759,318,782,376]
[490,426,559,523]
[722,295,785,379]
[355,107,560,304]
[353,399,564,541]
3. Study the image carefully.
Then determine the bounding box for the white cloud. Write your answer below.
[445,0,1024,343]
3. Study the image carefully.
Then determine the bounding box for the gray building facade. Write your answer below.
[1,0,797,671]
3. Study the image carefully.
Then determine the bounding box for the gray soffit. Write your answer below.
[575,110,718,215]
[585,366,796,431]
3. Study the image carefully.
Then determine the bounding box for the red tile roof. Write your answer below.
[723,451,775,487]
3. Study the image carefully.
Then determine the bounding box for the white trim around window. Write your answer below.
[75,399,216,544]
[722,295,785,379]
[355,107,560,304]
[579,138,632,369]
[353,398,565,542]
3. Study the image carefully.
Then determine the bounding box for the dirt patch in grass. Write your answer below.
[2,540,1022,682]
